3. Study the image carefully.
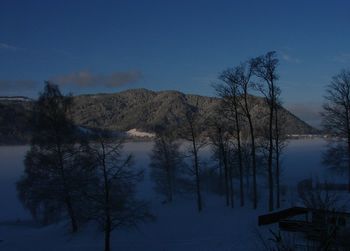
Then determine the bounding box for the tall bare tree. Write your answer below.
[208,114,232,207]
[180,102,206,212]
[251,51,280,211]
[273,101,287,209]
[150,128,184,203]
[216,68,245,207]
[234,62,259,209]
[85,133,152,251]
[322,69,350,192]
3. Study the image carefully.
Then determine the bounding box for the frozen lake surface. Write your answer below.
[0,138,328,222]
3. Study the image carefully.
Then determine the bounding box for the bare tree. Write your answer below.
[179,102,206,212]
[322,140,348,175]
[208,114,232,207]
[85,133,152,251]
[273,101,288,209]
[216,69,245,207]
[17,82,82,232]
[251,51,280,211]
[322,69,350,192]
[234,62,259,209]
[149,128,184,203]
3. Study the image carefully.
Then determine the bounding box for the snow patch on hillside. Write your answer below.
[0,96,32,102]
[126,129,155,138]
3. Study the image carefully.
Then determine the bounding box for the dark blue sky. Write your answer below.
[0,0,349,126]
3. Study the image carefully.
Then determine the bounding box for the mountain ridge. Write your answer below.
[0,88,319,144]
[70,88,317,135]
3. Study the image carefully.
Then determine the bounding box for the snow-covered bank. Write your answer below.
[0,196,266,251]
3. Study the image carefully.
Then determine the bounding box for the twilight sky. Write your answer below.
[0,0,349,127]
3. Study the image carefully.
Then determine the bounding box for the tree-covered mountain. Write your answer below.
[70,88,317,135]
[0,98,33,144]
[0,89,318,144]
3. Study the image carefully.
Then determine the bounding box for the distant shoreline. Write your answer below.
[0,134,329,147]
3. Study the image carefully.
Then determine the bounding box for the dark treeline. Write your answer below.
[149,51,287,212]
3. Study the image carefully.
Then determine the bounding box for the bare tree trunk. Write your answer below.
[251,134,257,209]
[167,168,173,203]
[346,110,350,193]
[275,156,280,209]
[275,107,280,209]
[245,163,250,198]
[268,102,274,212]
[102,142,112,251]
[220,140,230,206]
[193,143,202,212]
[234,108,244,207]
[189,125,202,212]
[218,155,226,201]
[218,157,223,187]
[162,138,173,202]
[240,67,257,209]
[104,222,111,251]
[58,144,78,233]
[182,106,203,212]
[65,196,78,233]
[246,111,257,209]
[237,134,244,207]
[229,159,234,208]
[348,141,350,193]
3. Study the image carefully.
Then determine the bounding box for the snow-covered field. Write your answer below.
[0,139,331,250]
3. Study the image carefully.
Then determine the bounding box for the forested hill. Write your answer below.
[70,89,318,135]
[0,89,318,144]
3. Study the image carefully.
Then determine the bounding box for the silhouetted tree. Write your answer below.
[251,51,280,211]
[322,69,350,192]
[17,82,83,232]
[322,140,348,174]
[85,133,152,251]
[216,68,245,207]
[273,101,288,209]
[237,62,260,209]
[208,114,232,206]
[179,102,206,212]
[150,128,184,203]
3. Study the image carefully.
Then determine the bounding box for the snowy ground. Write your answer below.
[0,138,335,251]
[0,197,266,251]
